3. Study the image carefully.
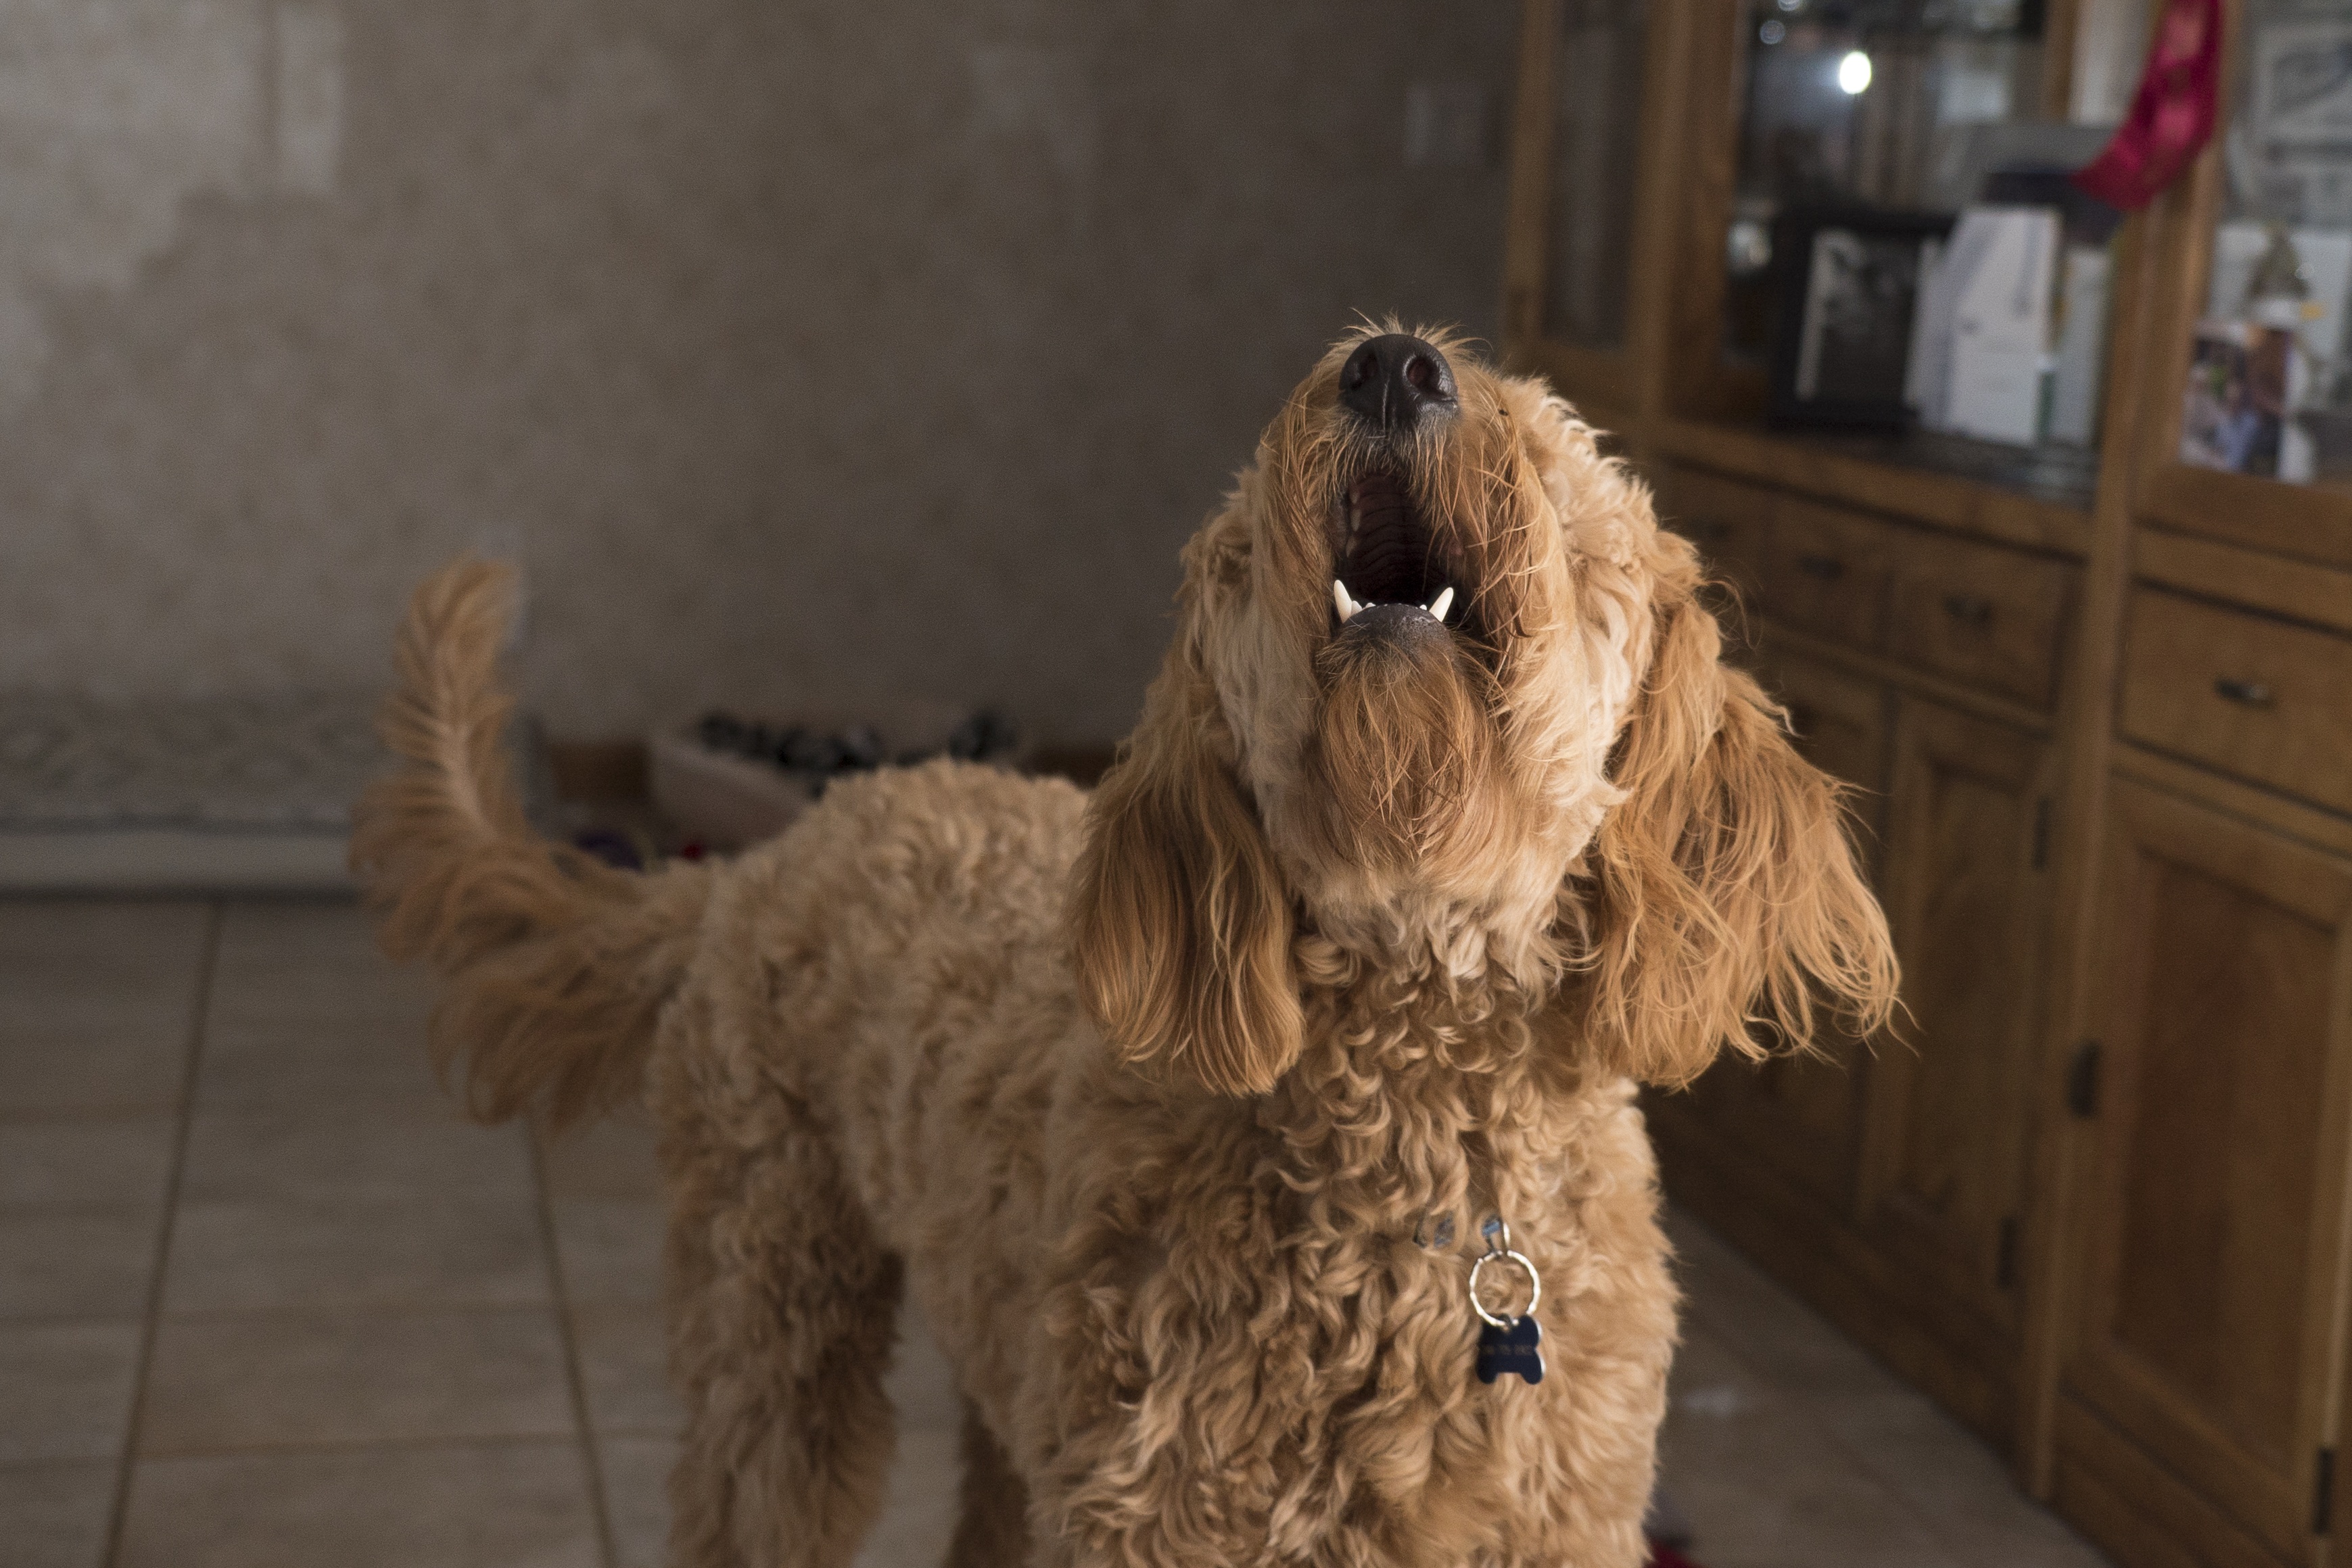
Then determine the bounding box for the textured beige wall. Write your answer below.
[0,2,1515,745]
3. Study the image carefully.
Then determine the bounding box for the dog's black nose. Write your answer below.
[1338,335,1457,430]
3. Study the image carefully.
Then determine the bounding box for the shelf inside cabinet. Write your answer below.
[1651,415,2094,555]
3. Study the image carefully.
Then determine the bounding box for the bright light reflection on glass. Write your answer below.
[1837,49,1872,95]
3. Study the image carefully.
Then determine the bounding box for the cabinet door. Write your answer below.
[1678,652,1889,1217]
[1766,650,1893,859]
[1863,699,2052,1348]
[2063,779,2352,1564]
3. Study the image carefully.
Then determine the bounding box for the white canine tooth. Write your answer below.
[1428,586,1454,622]
[1333,579,1358,623]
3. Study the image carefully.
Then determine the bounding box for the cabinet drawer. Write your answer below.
[2120,589,2352,816]
[1762,499,1891,650]
[1887,533,2075,709]
[1653,465,1771,596]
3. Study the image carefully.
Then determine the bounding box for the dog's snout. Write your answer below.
[1338,335,1457,431]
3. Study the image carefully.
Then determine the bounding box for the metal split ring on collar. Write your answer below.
[1468,1219,1541,1329]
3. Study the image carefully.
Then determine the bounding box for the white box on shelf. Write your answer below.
[1939,206,2059,446]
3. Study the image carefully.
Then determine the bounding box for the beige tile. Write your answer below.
[198,903,446,1114]
[209,900,391,976]
[572,1303,679,1436]
[851,1421,960,1568]
[1660,1323,1956,1568]
[194,1012,448,1116]
[0,903,210,1120]
[207,905,430,1013]
[0,1117,176,1210]
[164,1194,549,1314]
[0,1321,142,1464]
[1662,1412,1961,1567]
[1657,1214,2113,1568]
[541,1110,663,1202]
[205,941,431,1019]
[0,1459,118,1568]
[551,1197,665,1307]
[0,900,210,972]
[889,1308,963,1434]
[176,1106,531,1208]
[1669,1216,1892,1406]
[0,994,195,1115]
[165,1108,548,1312]
[116,1441,602,1568]
[1813,1391,2108,1568]
[598,1433,676,1568]
[139,1307,573,1455]
[0,1210,159,1319]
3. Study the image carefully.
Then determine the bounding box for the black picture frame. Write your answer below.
[1767,206,1956,432]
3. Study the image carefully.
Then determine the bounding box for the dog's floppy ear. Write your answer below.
[1576,563,1898,1085]
[1070,559,1301,1097]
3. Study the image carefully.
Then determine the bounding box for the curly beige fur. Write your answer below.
[353,325,1896,1568]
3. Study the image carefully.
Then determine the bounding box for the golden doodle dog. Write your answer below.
[354,325,1896,1568]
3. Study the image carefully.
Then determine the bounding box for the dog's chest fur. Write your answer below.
[713,768,1672,1566]
[841,957,1668,1564]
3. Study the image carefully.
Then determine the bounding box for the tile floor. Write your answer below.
[0,897,2110,1567]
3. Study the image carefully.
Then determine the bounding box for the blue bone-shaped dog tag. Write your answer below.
[1475,1315,1545,1384]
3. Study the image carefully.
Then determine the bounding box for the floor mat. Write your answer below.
[0,690,385,892]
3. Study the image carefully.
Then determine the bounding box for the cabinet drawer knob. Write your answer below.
[1940,593,1994,627]
[2213,677,2276,708]
[1795,553,1845,581]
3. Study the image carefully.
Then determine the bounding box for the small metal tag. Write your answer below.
[1468,1216,1543,1387]
[1476,1314,1545,1384]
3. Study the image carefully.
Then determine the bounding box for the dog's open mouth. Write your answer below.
[1330,469,1459,635]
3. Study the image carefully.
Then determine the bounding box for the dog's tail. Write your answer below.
[350,558,714,1130]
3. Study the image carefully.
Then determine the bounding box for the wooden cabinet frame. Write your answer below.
[1501,0,1698,425]
[1505,3,2352,1562]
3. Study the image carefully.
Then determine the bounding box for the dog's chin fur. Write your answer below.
[1305,623,1503,878]
[355,324,1901,1568]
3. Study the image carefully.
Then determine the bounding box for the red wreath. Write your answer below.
[2073,0,2224,210]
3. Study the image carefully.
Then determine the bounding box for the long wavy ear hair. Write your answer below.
[1574,538,1900,1085]
[1070,538,1302,1098]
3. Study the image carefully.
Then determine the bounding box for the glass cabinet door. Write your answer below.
[2175,0,2352,492]
[1723,0,2061,366]
[1543,0,1651,352]
[1678,0,2145,487]
[1503,0,1657,406]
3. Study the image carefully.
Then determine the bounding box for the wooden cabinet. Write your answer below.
[1760,500,1893,650]
[2120,590,2352,819]
[2058,778,2352,1567]
[1505,3,2352,1563]
[1652,463,1772,600]
[1769,651,1891,847]
[1863,703,2053,1412]
[1887,535,2076,711]
[1675,652,1887,1219]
